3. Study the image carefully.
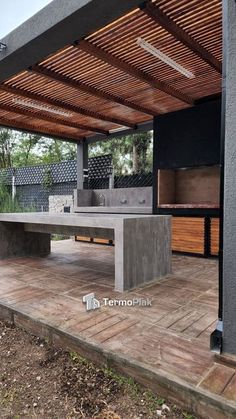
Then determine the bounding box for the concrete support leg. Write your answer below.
[77,140,88,190]
[222,0,236,354]
[0,222,51,259]
[114,216,171,292]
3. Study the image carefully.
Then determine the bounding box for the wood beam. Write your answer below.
[141,2,222,74]
[0,103,108,136]
[0,116,82,143]
[30,65,160,117]
[0,83,137,129]
[77,40,194,105]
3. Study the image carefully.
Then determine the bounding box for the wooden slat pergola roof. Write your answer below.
[0,0,222,142]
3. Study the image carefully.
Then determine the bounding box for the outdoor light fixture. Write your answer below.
[12,99,73,118]
[0,42,7,52]
[109,126,128,134]
[137,37,195,79]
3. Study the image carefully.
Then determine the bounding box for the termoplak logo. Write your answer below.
[83,293,152,311]
[82,293,101,311]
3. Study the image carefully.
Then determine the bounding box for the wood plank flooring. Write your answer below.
[0,239,235,418]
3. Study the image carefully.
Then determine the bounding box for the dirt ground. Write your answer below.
[0,320,196,419]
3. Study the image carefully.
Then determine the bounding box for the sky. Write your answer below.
[0,0,53,39]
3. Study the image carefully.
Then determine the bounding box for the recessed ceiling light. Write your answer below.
[137,37,195,79]
[12,99,73,118]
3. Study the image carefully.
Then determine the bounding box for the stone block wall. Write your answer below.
[49,195,73,213]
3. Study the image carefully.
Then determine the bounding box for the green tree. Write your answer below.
[0,128,77,168]
[0,129,14,168]
[132,132,152,173]
[40,139,76,164]
[89,131,153,175]
[12,134,41,167]
[0,127,152,174]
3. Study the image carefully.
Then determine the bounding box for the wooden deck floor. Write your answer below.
[0,240,235,418]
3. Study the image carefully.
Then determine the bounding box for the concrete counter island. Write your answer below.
[0,213,171,292]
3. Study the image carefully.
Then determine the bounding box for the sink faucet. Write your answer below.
[98,193,105,206]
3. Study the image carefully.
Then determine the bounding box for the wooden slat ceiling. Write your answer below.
[0,0,222,142]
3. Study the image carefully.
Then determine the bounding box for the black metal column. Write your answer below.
[77,139,88,190]
[210,0,227,353]
[204,217,211,258]
[152,117,158,214]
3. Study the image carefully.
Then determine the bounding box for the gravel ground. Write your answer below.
[0,320,196,419]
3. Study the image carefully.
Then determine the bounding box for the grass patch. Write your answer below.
[51,234,70,241]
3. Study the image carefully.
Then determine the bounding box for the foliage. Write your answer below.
[0,128,76,169]
[0,130,13,168]
[42,168,54,190]
[12,134,42,167]
[51,234,70,241]
[89,131,153,175]
[183,414,194,419]
[0,128,153,176]
[38,139,76,164]
[0,182,33,213]
[133,132,153,173]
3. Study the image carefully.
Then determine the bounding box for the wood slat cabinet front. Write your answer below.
[210,218,220,256]
[75,216,220,257]
[172,217,205,255]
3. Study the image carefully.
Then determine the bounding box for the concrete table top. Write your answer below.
[0,212,165,229]
[0,212,171,292]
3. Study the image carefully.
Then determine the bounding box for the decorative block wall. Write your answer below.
[0,155,152,212]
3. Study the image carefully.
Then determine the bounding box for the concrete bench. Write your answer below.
[0,213,171,292]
